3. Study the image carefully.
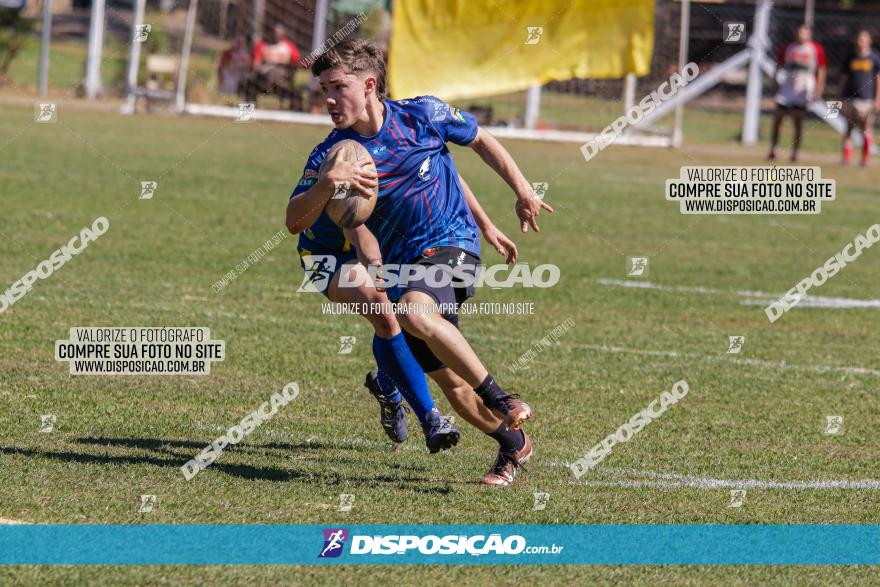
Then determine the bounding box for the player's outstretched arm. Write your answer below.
[467,127,553,233]
[459,174,517,264]
[285,150,377,234]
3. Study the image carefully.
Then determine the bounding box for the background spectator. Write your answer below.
[217,36,252,95]
[244,24,301,102]
[839,30,880,166]
[768,24,827,162]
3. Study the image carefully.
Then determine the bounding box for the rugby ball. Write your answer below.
[319,140,378,228]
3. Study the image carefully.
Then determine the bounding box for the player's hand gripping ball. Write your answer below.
[319,140,378,228]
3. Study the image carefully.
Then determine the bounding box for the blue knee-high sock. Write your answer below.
[372,333,434,424]
[373,370,403,404]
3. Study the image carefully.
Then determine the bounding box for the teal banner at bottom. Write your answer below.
[0,524,877,565]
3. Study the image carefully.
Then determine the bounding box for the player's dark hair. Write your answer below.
[311,38,388,100]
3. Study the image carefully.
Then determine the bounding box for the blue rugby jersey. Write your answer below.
[290,96,481,263]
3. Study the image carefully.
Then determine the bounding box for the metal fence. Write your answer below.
[7,1,880,137]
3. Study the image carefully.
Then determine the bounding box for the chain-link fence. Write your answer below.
[2,0,136,97]
[6,1,880,133]
[178,0,385,110]
[684,0,880,109]
[469,0,683,133]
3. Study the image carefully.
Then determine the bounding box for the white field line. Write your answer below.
[0,517,31,524]
[478,332,880,378]
[597,278,880,309]
[570,343,679,358]
[93,287,879,376]
[575,478,880,489]
[544,463,880,490]
[714,356,880,377]
[568,341,880,377]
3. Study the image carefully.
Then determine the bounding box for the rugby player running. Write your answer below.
[287,39,552,484]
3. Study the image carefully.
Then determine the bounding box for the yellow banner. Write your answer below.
[389,0,655,100]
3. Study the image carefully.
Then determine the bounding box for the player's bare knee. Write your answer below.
[396,310,434,340]
[444,382,472,405]
[365,311,396,338]
[395,311,419,336]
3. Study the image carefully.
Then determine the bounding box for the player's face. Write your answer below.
[319,67,367,129]
[857,32,871,52]
[797,26,810,44]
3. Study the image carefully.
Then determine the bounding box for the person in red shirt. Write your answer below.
[217,36,252,95]
[768,25,827,162]
[244,24,301,102]
[252,24,301,70]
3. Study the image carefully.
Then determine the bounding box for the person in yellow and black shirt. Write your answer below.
[840,30,880,167]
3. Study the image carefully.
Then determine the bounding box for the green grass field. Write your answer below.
[1,101,878,584]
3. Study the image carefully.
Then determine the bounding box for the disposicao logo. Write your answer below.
[319,528,349,558]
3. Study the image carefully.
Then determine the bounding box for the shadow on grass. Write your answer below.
[0,436,467,487]
[74,436,333,452]
[0,439,302,482]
